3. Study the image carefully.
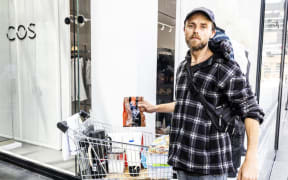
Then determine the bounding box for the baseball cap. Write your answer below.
[184,7,216,26]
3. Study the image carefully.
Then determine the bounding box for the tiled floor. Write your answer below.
[1,130,286,180]
[8,142,75,174]
[0,139,76,178]
[0,137,8,142]
[0,160,52,180]
[270,115,288,180]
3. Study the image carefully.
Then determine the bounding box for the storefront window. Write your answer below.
[156,0,176,135]
[258,0,286,178]
[70,0,91,115]
[275,0,288,157]
[0,0,75,176]
[2,0,160,178]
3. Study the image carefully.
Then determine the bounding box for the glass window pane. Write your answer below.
[258,0,286,178]
[156,0,176,135]
[278,6,288,151]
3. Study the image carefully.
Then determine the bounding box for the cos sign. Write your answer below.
[7,23,36,41]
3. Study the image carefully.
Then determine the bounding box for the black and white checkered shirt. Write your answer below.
[167,51,264,175]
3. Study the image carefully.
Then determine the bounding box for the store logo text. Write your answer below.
[6,23,36,41]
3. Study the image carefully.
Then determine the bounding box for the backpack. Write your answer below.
[208,28,252,177]
[210,28,251,85]
[231,40,251,84]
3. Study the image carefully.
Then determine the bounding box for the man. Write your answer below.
[139,7,264,180]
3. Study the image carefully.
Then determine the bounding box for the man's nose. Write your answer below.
[193,26,200,33]
[193,31,199,36]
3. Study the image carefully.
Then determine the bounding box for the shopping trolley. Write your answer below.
[57,111,173,179]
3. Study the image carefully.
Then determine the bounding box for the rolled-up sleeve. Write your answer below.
[221,65,264,124]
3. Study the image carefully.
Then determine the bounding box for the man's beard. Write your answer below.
[185,35,208,51]
[190,42,207,51]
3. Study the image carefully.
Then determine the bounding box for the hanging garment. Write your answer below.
[86,59,91,85]
[71,57,87,101]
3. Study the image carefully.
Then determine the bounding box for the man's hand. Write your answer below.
[237,156,259,180]
[138,101,176,113]
[238,118,260,180]
[138,100,157,113]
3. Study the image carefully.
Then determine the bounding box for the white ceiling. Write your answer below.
[158,0,176,26]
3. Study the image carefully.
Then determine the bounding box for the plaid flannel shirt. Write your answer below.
[167,51,264,175]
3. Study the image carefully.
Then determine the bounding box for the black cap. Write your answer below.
[184,7,216,26]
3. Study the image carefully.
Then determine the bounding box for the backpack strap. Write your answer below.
[185,63,222,131]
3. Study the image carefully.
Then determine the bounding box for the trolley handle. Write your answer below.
[79,110,90,119]
[57,121,69,133]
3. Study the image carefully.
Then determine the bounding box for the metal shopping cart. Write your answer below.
[57,111,173,179]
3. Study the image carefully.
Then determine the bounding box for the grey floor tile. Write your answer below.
[9,142,75,174]
[270,161,288,180]
[0,160,53,180]
[270,111,288,179]
[0,137,9,142]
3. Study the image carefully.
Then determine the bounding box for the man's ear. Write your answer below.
[210,29,216,38]
[183,22,187,32]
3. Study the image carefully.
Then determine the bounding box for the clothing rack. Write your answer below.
[157,48,174,57]
[71,44,91,114]
[156,48,175,133]
[71,44,91,59]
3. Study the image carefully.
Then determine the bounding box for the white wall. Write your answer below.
[0,0,13,138]
[175,0,261,90]
[91,0,158,135]
[6,0,70,149]
[58,0,71,149]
